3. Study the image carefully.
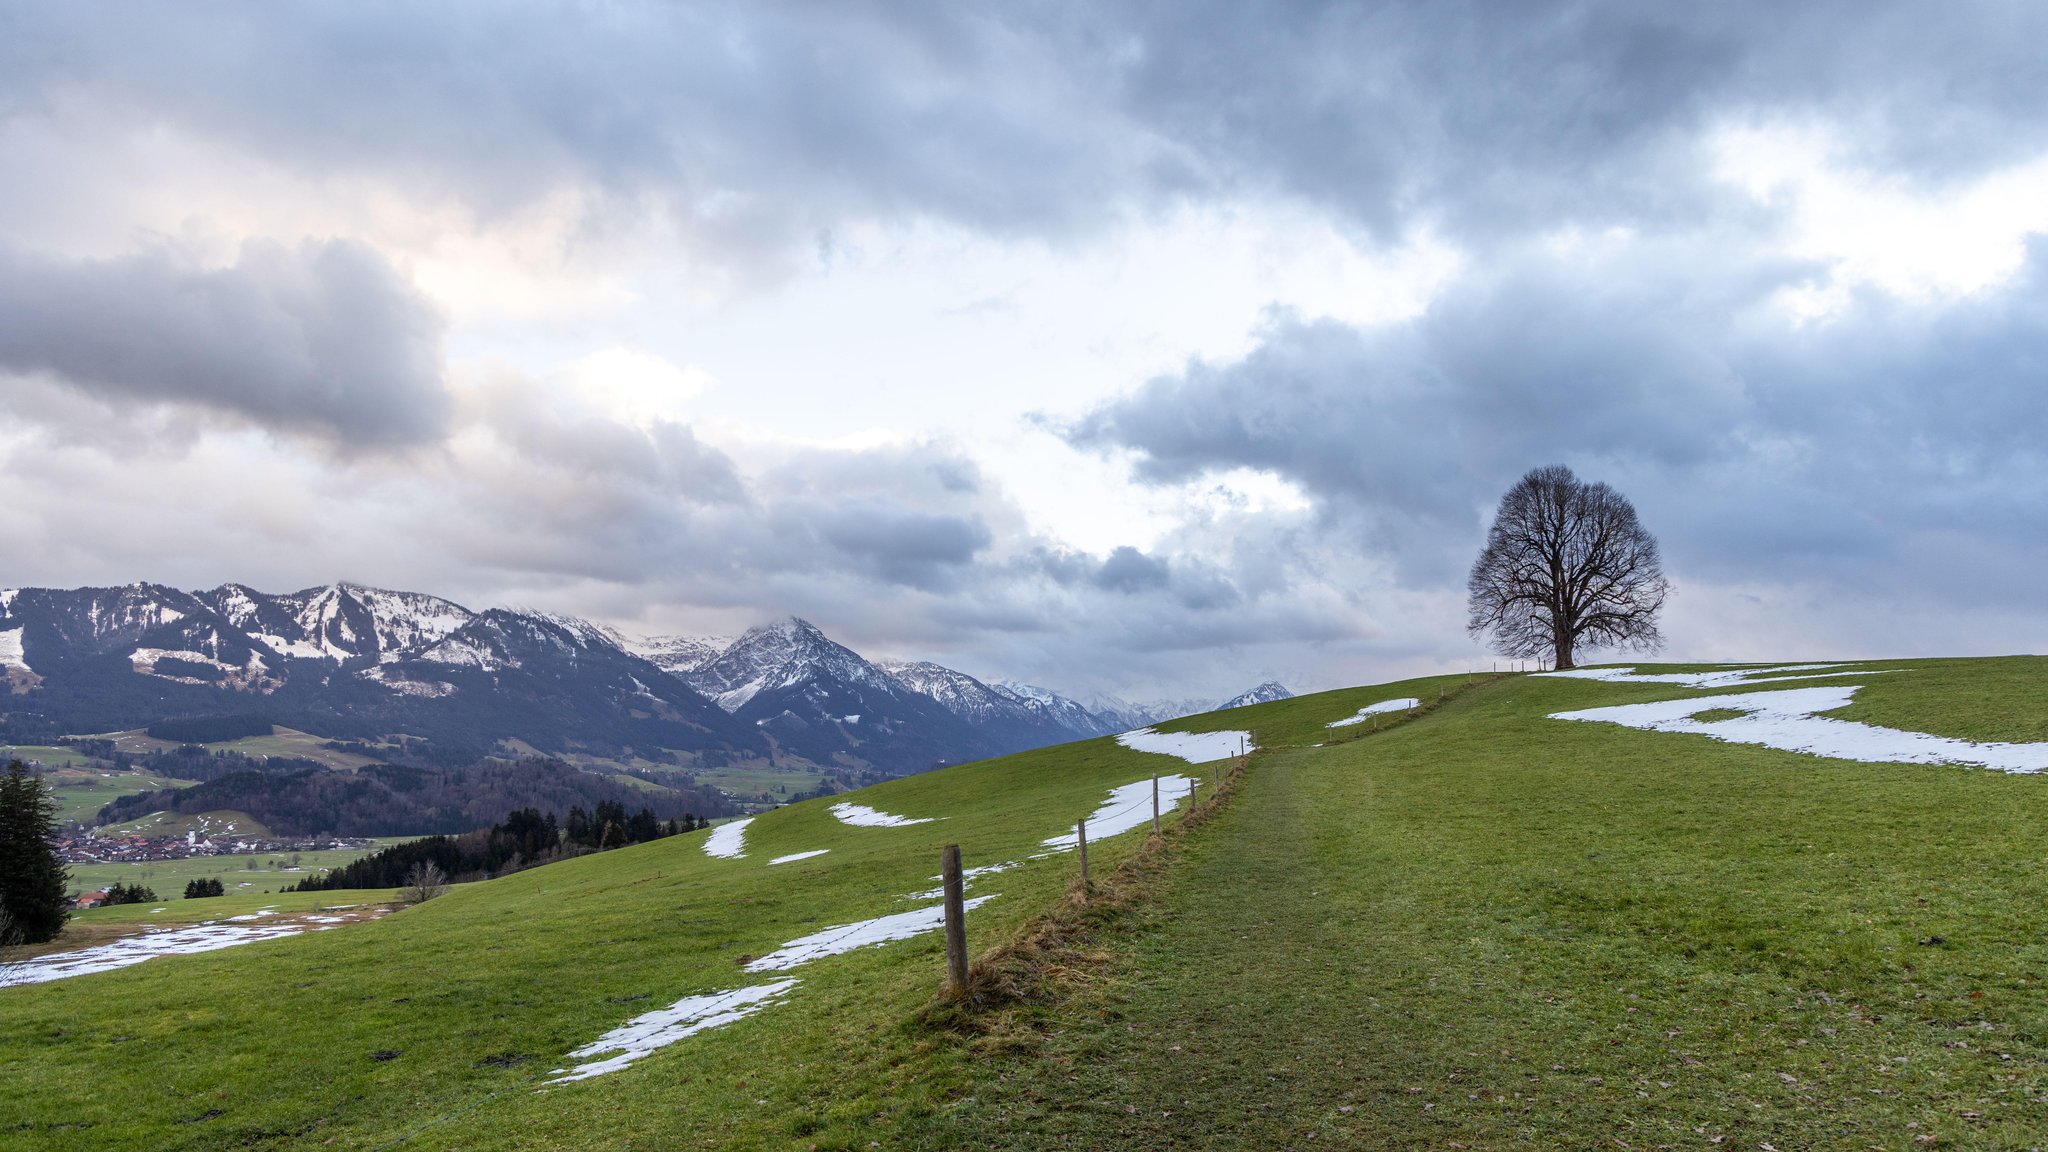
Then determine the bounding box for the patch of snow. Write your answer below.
[618,632,733,675]
[1042,775,1196,850]
[129,647,235,675]
[1536,664,1859,690]
[703,817,752,859]
[0,588,15,611]
[768,850,830,865]
[841,714,861,724]
[1327,698,1421,727]
[357,665,458,697]
[1550,684,2048,773]
[0,921,308,987]
[904,860,1019,901]
[1115,727,1252,763]
[545,979,799,1084]
[743,897,998,973]
[829,803,937,828]
[253,633,333,660]
[0,627,31,675]
[416,634,504,671]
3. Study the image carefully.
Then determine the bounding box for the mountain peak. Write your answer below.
[1218,681,1294,709]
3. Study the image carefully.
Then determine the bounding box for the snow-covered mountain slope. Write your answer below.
[622,633,733,675]
[0,581,1191,776]
[686,618,903,714]
[197,582,473,663]
[988,680,1122,739]
[1077,691,1215,731]
[879,661,1024,724]
[1218,681,1295,709]
[682,618,1009,771]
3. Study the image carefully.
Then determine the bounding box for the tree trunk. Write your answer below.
[1553,633,1574,670]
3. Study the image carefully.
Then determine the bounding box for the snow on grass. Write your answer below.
[703,817,753,859]
[742,896,999,973]
[3,923,305,987]
[544,979,800,1084]
[2,906,392,988]
[1042,775,1195,850]
[768,850,829,865]
[1551,684,2048,773]
[1537,664,1862,689]
[829,802,937,827]
[1327,698,1420,727]
[1115,727,1251,763]
[903,860,1020,901]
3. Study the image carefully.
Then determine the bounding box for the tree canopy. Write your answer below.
[0,759,71,944]
[1467,464,1668,670]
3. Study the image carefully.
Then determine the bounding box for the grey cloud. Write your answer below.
[809,501,993,590]
[0,238,448,446]
[1094,545,1169,593]
[10,4,2048,252]
[1068,235,2048,620]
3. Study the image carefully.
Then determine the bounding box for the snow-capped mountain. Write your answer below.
[986,680,1122,739]
[621,633,733,675]
[0,583,760,767]
[0,581,1245,777]
[882,664,1116,746]
[198,582,473,664]
[1217,681,1295,709]
[683,618,1002,770]
[1077,691,1216,731]
[880,661,1021,723]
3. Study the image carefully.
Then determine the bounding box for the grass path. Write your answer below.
[917,666,2048,1149]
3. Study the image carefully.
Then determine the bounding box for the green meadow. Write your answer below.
[6,656,2048,1149]
[38,764,201,826]
[0,722,1231,1149]
[61,840,407,903]
[912,657,2048,1149]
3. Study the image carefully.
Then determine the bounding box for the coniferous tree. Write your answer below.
[104,881,157,906]
[0,759,71,943]
[627,806,660,843]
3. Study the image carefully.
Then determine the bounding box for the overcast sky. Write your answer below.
[3,2,2045,701]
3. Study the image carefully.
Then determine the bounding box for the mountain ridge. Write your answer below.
[0,582,1280,776]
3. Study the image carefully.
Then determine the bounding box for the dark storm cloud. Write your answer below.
[0,238,448,446]
[1067,236,2048,612]
[9,3,2048,249]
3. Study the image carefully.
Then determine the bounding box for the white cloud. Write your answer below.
[1712,120,2048,317]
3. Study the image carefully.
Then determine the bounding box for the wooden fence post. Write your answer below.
[1076,817,1089,891]
[941,844,968,998]
[1151,774,1160,835]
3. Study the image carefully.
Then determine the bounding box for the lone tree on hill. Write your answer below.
[1467,464,1668,671]
[0,759,72,944]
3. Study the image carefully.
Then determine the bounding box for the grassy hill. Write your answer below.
[0,702,1261,1149]
[910,656,2048,1148]
[5,656,2047,1149]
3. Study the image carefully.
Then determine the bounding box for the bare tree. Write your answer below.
[402,860,448,905]
[1467,465,1668,670]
